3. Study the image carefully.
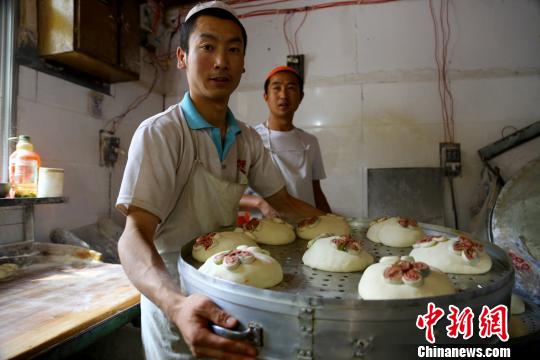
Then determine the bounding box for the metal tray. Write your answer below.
[179,219,525,359]
[183,219,511,301]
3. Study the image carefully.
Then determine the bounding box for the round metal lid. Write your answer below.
[491,156,540,302]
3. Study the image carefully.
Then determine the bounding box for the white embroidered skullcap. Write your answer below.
[185,1,238,22]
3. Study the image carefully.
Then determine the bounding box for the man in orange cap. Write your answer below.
[241,66,331,216]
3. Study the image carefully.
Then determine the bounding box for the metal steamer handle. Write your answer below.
[211,322,263,347]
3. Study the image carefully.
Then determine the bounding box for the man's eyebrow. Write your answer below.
[197,33,218,41]
[196,34,243,45]
[227,37,243,44]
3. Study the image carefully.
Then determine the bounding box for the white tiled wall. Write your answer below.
[16,66,164,241]
[226,0,540,229]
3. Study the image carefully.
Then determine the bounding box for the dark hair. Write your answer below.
[180,8,247,55]
[264,71,304,95]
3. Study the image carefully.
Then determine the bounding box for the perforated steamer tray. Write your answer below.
[185,219,511,300]
[182,219,540,342]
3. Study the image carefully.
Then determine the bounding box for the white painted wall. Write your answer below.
[218,0,540,230]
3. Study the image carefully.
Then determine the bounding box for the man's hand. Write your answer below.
[265,187,325,223]
[173,294,258,360]
[240,194,280,218]
[258,198,280,218]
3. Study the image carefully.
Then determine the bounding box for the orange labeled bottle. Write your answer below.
[9,135,41,197]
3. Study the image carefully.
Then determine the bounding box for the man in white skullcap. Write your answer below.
[116,1,323,358]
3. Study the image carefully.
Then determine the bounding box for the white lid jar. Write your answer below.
[38,168,64,197]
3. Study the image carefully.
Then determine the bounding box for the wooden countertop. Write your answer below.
[0,260,140,359]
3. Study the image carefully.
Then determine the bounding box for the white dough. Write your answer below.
[243,218,295,245]
[366,217,389,243]
[296,214,350,240]
[198,246,283,288]
[0,263,19,280]
[358,258,455,300]
[372,217,425,247]
[409,236,492,274]
[192,229,257,262]
[302,235,374,272]
[511,294,526,315]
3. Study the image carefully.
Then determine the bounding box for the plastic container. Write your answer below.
[8,135,41,198]
[38,167,64,197]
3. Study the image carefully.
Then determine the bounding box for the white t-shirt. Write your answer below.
[117,103,285,251]
[254,123,326,206]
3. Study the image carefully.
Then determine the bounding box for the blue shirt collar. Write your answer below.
[180,92,242,161]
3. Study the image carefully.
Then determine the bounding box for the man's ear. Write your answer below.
[263,92,269,102]
[177,47,187,69]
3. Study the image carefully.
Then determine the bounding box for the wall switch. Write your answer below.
[286,54,305,80]
[440,142,461,177]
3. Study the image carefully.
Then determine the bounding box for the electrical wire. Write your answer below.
[232,0,399,19]
[232,0,293,10]
[293,7,309,54]
[429,0,455,143]
[283,12,295,54]
[440,0,455,142]
[242,0,397,54]
[102,60,160,134]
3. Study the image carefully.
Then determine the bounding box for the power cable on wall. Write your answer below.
[429,0,459,229]
[226,0,399,19]
[100,56,160,218]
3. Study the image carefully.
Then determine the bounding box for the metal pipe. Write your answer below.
[0,0,18,182]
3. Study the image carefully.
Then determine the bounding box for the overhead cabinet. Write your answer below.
[38,0,139,83]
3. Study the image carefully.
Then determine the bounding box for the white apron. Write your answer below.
[264,124,315,206]
[141,116,248,359]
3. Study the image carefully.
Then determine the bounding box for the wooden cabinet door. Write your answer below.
[76,0,118,65]
[118,0,140,73]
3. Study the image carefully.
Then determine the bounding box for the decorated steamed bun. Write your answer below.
[198,245,283,288]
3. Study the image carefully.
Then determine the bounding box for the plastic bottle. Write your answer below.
[8,135,41,197]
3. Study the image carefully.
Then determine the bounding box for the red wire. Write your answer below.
[439,0,455,143]
[233,0,293,10]
[283,12,294,54]
[443,0,455,142]
[235,0,399,19]
[293,8,309,54]
[429,0,448,142]
[439,0,450,142]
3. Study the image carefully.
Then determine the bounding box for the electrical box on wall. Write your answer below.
[440,142,461,177]
[287,54,305,80]
[99,131,121,167]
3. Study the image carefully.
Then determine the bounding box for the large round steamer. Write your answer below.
[179,219,513,359]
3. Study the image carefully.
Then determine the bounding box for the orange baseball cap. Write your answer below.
[265,66,301,82]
